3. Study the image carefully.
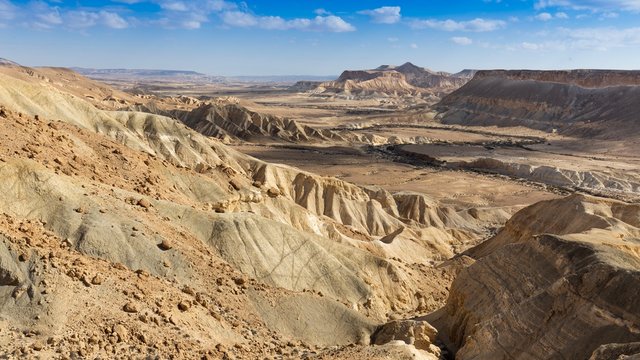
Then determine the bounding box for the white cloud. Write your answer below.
[561,26,640,50]
[410,43,418,48]
[160,1,188,11]
[221,12,355,32]
[411,18,506,32]
[358,6,401,24]
[601,12,619,18]
[387,37,399,42]
[100,11,129,29]
[451,36,473,45]
[314,8,330,16]
[182,20,202,29]
[4,0,354,32]
[511,26,640,52]
[535,12,569,20]
[521,42,541,50]
[221,11,257,27]
[535,0,640,12]
[535,12,553,20]
[64,10,129,29]
[0,0,16,21]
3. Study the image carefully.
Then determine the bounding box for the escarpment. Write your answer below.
[436,70,640,139]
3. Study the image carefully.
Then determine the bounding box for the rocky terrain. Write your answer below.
[436,69,640,140]
[0,58,638,360]
[302,62,472,101]
[432,194,640,359]
[0,61,494,358]
[392,142,640,200]
[145,99,344,144]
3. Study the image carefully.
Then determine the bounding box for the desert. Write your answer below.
[1,1,640,359]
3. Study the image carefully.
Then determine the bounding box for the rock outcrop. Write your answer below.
[173,102,342,143]
[310,62,472,98]
[436,69,640,139]
[436,194,640,359]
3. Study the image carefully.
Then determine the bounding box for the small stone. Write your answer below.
[182,286,196,296]
[233,277,246,286]
[90,274,103,285]
[32,340,45,351]
[158,239,173,251]
[18,253,28,262]
[123,302,140,313]
[137,198,152,209]
[266,187,281,197]
[112,324,128,343]
[177,301,191,311]
[229,179,242,191]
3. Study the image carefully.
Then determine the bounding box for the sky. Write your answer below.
[1,0,640,75]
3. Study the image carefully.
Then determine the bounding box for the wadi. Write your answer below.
[1,3,640,359]
[0,56,638,359]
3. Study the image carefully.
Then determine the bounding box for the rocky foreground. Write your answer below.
[0,62,638,359]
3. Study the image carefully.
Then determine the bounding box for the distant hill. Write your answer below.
[226,75,336,84]
[72,67,226,84]
[0,58,20,66]
[295,62,474,98]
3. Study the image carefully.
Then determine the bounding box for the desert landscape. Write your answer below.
[1,1,639,359]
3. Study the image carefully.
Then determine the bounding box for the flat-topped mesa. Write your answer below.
[337,70,387,82]
[436,69,640,139]
[473,69,640,88]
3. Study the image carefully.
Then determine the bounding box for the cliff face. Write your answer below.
[438,194,640,359]
[446,234,640,360]
[474,69,640,87]
[311,63,472,98]
[436,70,640,139]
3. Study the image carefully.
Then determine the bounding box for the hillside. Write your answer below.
[0,62,496,358]
[432,194,640,359]
[436,69,640,140]
[302,62,472,99]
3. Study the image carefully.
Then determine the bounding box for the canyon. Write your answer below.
[0,59,638,359]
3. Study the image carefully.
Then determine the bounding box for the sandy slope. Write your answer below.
[0,65,485,358]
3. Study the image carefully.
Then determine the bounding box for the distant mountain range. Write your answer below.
[0,57,472,89]
[0,58,19,66]
[71,67,227,84]
[72,67,335,85]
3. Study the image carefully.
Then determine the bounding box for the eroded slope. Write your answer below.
[435,194,640,359]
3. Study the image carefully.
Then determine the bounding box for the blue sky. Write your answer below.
[1,0,640,75]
